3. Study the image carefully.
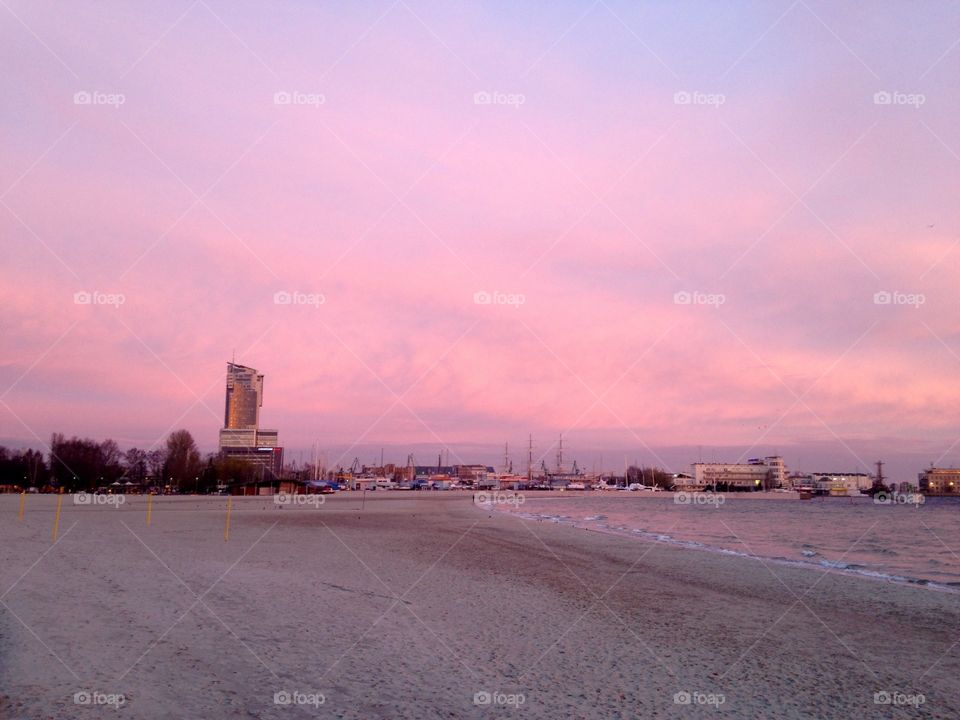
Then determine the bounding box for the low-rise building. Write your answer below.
[918,467,960,494]
[690,456,785,490]
[810,472,872,496]
[760,456,787,488]
[785,472,813,490]
[454,465,494,482]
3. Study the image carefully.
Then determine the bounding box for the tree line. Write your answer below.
[625,466,674,489]
[0,429,262,492]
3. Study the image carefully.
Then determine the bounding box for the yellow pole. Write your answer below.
[19,490,25,520]
[146,494,153,526]
[224,497,232,541]
[52,492,63,541]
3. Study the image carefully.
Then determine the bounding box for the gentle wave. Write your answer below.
[485,503,960,595]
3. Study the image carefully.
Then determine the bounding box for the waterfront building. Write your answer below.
[785,472,813,490]
[809,472,872,496]
[918,466,960,494]
[689,456,786,490]
[761,456,787,488]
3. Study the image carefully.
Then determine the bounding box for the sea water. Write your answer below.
[488,493,960,591]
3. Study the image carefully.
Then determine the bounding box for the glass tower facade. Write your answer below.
[224,363,263,430]
[219,362,283,478]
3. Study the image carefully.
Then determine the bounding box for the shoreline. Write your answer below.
[525,506,960,596]
[480,493,960,597]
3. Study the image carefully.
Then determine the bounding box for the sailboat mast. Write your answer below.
[527,435,533,484]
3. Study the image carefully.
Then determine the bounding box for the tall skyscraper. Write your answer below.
[224,362,263,429]
[219,361,282,478]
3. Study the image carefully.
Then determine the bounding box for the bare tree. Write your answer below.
[123,448,148,486]
[147,448,166,487]
[164,429,202,492]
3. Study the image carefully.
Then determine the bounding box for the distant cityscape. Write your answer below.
[215,363,958,498]
[1,360,958,497]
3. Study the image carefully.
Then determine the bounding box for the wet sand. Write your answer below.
[1,493,957,718]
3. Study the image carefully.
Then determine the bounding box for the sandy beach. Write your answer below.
[1,492,957,719]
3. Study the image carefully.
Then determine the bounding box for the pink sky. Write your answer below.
[2,1,959,478]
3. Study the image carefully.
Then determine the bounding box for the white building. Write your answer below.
[762,456,786,488]
[690,456,785,490]
[810,472,872,496]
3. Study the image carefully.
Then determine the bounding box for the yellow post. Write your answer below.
[224,497,232,541]
[19,490,25,520]
[52,492,63,541]
[146,494,153,526]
